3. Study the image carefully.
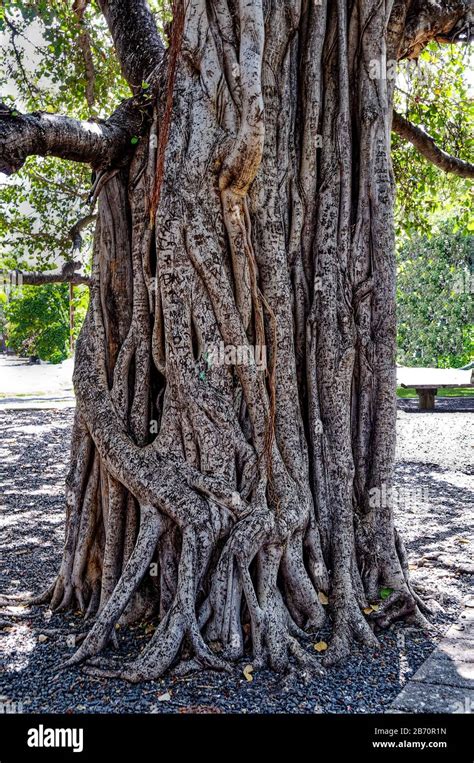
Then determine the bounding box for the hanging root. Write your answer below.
[323,590,379,667]
[79,520,232,682]
[63,503,160,669]
[62,493,328,682]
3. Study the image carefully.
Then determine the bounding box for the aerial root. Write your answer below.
[0,583,55,608]
[369,588,432,632]
[288,636,326,675]
[72,520,225,683]
[322,581,380,667]
[281,533,326,631]
[62,504,160,669]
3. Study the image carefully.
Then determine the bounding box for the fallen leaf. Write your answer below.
[243,664,254,682]
[363,607,373,615]
[369,603,379,612]
[455,538,470,544]
[318,592,329,605]
[38,634,48,643]
[408,563,418,570]
[313,641,328,652]
[144,624,155,635]
[158,692,171,702]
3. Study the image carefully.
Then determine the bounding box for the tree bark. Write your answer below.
[0,99,151,174]
[97,0,165,88]
[4,0,470,682]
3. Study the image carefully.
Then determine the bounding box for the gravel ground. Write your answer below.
[0,400,472,714]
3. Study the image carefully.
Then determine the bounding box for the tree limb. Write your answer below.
[400,0,473,59]
[20,263,91,286]
[77,29,96,110]
[0,99,149,175]
[392,110,474,178]
[97,0,165,89]
[14,213,96,287]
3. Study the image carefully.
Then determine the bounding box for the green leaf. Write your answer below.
[130,136,139,145]
[380,587,393,600]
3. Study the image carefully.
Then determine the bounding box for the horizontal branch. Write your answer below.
[20,263,91,286]
[0,98,149,176]
[392,110,474,178]
[97,0,165,89]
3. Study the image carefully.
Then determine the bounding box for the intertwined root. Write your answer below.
[51,490,331,681]
[63,504,161,669]
[1,491,428,683]
[44,488,426,683]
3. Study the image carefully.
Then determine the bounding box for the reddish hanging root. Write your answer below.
[149,0,186,225]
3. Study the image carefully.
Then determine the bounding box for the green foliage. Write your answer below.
[0,290,7,343]
[397,227,473,368]
[0,0,131,271]
[0,1,172,273]
[5,283,89,363]
[393,44,473,238]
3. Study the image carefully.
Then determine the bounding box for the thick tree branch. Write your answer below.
[392,110,474,178]
[400,0,473,59]
[0,99,149,175]
[97,0,165,89]
[20,263,91,286]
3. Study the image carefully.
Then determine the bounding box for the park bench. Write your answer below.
[397,366,474,410]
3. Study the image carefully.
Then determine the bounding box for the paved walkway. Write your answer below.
[0,355,75,409]
[389,604,474,713]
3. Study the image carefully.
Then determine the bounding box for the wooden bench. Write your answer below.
[397,367,474,410]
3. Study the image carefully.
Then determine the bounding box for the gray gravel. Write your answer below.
[0,399,472,714]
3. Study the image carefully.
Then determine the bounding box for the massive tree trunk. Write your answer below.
[2,0,470,682]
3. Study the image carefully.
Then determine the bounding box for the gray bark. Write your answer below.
[97,0,165,88]
[0,98,151,174]
[2,0,470,681]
